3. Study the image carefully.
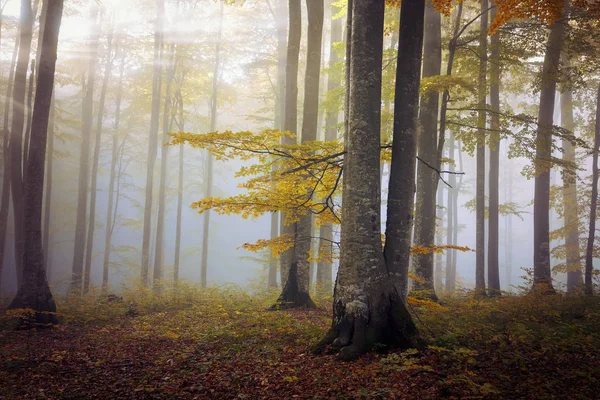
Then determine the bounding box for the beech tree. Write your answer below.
[9,0,63,323]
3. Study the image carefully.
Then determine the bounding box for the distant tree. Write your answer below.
[585,85,600,295]
[9,0,63,324]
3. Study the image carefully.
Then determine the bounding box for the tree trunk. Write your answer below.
[445,134,456,292]
[412,1,441,300]
[200,4,223,288]
[101,45,124,292]
[173,88,185,286]
[9,0,63,325]
[83,29,113,293]
[275,0,322,308]
[487,4,501,295]
[43,92,54,276]
[585,85,600,296]
[23,60,35,175]
[475,0,488,296]
[279,0,302,287]
[10,0,35,288]
[153,43,176,289]
[560,54,583,293]
[70,8,99,294]
[313,0,420,360]
[140,0,164,286]
[316,0,342,292]
[383,0,426,301]
[435,185,444,292]
[532,11,566,293]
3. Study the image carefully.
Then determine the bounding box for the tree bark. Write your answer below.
[383,0,426,301]
[42,92,54,277]
[173,88,184,286]
[70,8,99,294]
[10,0,35,288]
[23,60,35,175]
[140,0,164,286]
[83,29,113,293]
[532,11,566,293]
[475,0,488,296]
[412,1,441,300]
[9,0,63,325]
[585,85,600,296]
[445,134,456,292]
[487,3,501,295]
[313,0,420,361]
[275,0,322,308]
[560,54,583,293]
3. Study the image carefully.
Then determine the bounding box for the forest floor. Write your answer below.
[1,285,600,399]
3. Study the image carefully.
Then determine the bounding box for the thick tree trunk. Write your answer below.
[585,85,600,296]
[153,43,176,289]
[9,0,63,324]
[279,0,301,286]
[316,0,342,292]
[532,12,566,293]
[412,1,441,300]
[275,0,322,308]
[71,9,99,294]
[200,4,223,288]
[560,54,583,292]
[10,0,35,288]
[488,4,501,295]
[101,48,125,292]
[23,60,35,174]
[313,0,420,361]
[383,0,426,301]
[141,0,164,286]
[475,0,488,296]
[84,29,113,293]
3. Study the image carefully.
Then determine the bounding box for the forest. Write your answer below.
[1,0,600,398]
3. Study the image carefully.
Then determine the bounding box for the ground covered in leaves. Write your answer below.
[1,285,599,399]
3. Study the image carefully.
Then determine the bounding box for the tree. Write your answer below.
[585,85,600,295]
[141,0,164,286]
[274,0,323,308]
[84,28,114,293]
[560,53,583,292]
[475,0,488,296]
[71,7,99,293]
[412,0,441,300]
[532,8,567,293]
[9,0,63,324]
[383,0,426,301]
[10,0,35,287]
[488,2,501,295]
[312,0,420,361]
[200,3,224,288]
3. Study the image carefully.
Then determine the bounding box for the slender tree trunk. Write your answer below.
[153,43,176,288]
[585,85,600,296]
[445,134,456,292]
[279,0,301,286]
[435,185,444,292]
[487,4,501,295]
[9,0,63,324]
[43,92,54,275]
[313,0,420,360]
[475,0,488,296]
[173,89,185,286]
[315,0,341,292]
[532,11,566,293]
[383,0,426,301]
[101,47,124,292]
[505,156,513,288]
[412,1,441,300]
[70,9,99,294]
[275,0,322,308]
[141,0,164,286]
[200,4,223,288]
[560,54,583,292]
[83,29,113,293]
[10,0,35,288]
